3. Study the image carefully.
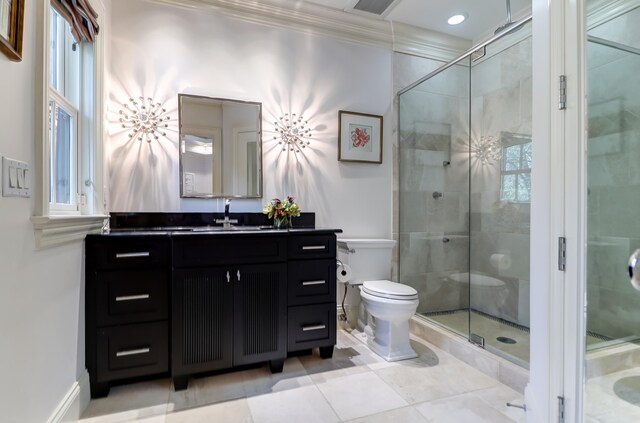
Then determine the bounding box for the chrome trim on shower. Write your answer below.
[587,35,640,56]
[398,15,532,96]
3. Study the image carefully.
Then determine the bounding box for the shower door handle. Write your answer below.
[628,249,640,291]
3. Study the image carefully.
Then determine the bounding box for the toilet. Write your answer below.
[337,239,419,362]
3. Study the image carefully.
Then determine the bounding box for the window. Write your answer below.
[32,0,106,248]
[49,7,80,212]
[500,135,532,203]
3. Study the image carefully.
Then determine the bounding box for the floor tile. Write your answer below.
[241,357,314,396]
[343,406,428,423]
[81,379,170,422]
[374,354,498,405]
[414,392,517,423]
[247,385,339,423]
[472,385,526,422]
[167,370,246,412]
[298,344,371,383]
[316,371,408,421]
[166,398,253,423]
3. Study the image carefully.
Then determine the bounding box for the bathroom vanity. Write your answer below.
[85,213,340,397]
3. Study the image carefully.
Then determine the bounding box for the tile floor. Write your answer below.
[80,330,526,423]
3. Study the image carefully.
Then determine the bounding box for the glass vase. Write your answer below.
[273,216,290,229]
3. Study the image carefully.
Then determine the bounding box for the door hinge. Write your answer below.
[559,75,567,110]
[558,237,567,271]
[558,396,565,423]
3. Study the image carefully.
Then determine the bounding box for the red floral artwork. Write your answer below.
[351,127,370,148]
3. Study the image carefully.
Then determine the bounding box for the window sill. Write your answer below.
[31,214,109,249]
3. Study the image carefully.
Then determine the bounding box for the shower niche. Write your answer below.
[398,20,532,367]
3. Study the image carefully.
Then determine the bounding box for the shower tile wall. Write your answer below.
[398,61,471,314]
[469,36,532,327]
[586,9,640,341]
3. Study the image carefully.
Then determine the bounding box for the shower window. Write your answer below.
[500,135,531,203]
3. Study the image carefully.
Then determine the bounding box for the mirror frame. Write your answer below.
[178,94,263,199]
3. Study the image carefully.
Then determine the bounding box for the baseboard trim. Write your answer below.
[47,370,90,423]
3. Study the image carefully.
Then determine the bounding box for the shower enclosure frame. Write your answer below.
[397,14,533,366]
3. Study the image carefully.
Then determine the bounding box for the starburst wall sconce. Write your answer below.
[273,113,313,152]
[473,135,502,165]
[119,96,171,143]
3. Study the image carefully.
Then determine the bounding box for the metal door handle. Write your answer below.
[237,270,241,281]
[226,271,230,283]
[115,294,150,302]
[116,347,150,357]
[302,245,325,250]
[629,249,640,290]
[116,252,150,259]
[302,324,326,331]
[302,280,326,286]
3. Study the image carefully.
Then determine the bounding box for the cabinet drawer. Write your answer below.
[288,303,336,352]
[173,236,286,267]
[90,237,171,270]
[96,322,168,382]
[288,235,336,260]
[288,259,336,306]
[96,270,169,326]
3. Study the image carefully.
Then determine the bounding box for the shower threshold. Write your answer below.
[420,309,530,366]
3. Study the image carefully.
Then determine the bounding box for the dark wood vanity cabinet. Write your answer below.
[287,236,337,357]
[85,235,171,398]
[171,236,288,390]
[86,229,338,396]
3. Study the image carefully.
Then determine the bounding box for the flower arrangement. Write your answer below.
[263,195,301,228]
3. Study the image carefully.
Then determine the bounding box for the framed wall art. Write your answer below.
[338,110,383,164]
[0,0,24,62]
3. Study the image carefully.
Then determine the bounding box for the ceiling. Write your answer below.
[302,0,531,41]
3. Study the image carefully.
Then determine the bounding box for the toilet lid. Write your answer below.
[362,280,418,300]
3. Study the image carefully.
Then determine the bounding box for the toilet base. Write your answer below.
[365,318,417,362]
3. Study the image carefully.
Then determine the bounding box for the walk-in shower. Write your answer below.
[398,17,532,367]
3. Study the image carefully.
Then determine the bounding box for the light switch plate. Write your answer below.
[2,156,31,198]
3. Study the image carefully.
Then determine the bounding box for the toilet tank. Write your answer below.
[337,238,396,285]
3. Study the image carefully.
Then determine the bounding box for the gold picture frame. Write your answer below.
[338,110,383,164]
[0,0,24,62]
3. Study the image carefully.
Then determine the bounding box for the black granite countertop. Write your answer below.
[90,212,341,237]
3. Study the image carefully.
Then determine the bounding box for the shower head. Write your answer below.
[494,0,520,35]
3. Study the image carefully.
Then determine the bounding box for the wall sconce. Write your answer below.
[473,135,501,165]
[119,96,171,143]
[273,113,312,152]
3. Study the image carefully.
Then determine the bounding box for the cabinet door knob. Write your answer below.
[226,271,230,283]
[237,270,241,281]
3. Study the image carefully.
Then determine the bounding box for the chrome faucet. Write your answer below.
[215,198,238,229]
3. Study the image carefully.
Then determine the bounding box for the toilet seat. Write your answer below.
[362,280,418,301]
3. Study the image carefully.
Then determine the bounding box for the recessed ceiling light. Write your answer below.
[447,13,468,25]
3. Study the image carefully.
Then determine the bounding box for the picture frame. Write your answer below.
[0,0,24,62]
[338,110,383,164]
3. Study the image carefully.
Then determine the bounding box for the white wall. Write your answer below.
[107,0,394,238]
[0,1,88,421]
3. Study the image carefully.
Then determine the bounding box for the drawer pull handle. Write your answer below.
[302,280,326,286]
[115,252,150,259]
[302,324,326,332]
[237,270,241,281]
[302,245,326,251]
[115,294,150,302]
[227,271,231,283]
[116,347,150,357]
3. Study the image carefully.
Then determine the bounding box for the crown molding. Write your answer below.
[148,0,470,61]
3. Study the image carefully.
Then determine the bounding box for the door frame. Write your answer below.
[527,0,586,421]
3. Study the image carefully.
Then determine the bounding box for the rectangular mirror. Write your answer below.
[179,94,262,198]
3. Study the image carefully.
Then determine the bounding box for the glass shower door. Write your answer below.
[468,22,532,367]
[584,5,640,421]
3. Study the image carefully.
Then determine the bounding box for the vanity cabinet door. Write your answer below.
[172,267,234,377]
[233,263,287,366]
